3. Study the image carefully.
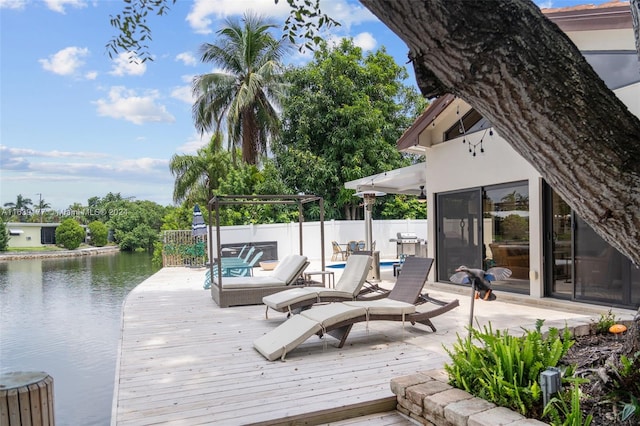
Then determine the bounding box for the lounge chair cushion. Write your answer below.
[271,254,308,283]
[334,254,372,294]
[344,299,416,315]
[261,254,372,312]
[254,315,322,361]
[219,276,289,289]
[262,287,354,310]
[300,303,367,328]
[219,254,308,289]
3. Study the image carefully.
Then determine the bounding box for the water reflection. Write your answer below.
[0,251,160,426]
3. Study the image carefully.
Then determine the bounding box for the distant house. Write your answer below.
[348,2,639,309]
[6,222,88,248]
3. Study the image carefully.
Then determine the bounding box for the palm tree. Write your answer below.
[4,194,33,222]
[192,12,291,165]
[34,198,51,223]
[169,133,230,205]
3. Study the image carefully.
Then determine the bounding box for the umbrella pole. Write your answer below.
[468,277,476,343]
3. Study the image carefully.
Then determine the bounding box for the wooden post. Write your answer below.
[0,372,54,426]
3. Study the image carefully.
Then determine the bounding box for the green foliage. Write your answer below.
[108,200,166,252]
[193,14,290,165]
[169,133,230,206]
[0,219,9,251]
[55,218,85,250]
[593,310,617,334]
[609,351,640,422]
[620,394,639,422]
[543,382,593,426]
[161,205,193,231]
[274,38,426,220]
[444,320,574,417]
[380,194,427,220]
[88,221,108,247]
[502,214,529,241]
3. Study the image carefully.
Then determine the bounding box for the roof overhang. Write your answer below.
[344,163,427,196]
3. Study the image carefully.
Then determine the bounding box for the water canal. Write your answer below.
[0,251,160,425]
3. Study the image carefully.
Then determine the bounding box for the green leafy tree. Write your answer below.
[55,218,85,250]
[215,159,298,225]
[169,133,230,207]
[273,38,426,219]
[0,219,10,251]
[88,221,108,247]
[3,194,33,222]
[108,200,166,252]
[192,12,291,165]
[380,195,427,220]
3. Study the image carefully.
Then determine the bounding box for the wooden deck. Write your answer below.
[112,266,632,425]
[111,267,448,425]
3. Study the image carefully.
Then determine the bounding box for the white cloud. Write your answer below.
[186,0,290,34]
[43,0,86,14]
[109,52,146,77]
[39,46,89,76]
[0,0,26,10]
[177,133,211,154]
[85,70,98,80]
[176,52,197,66]
[352,32,377,51]
[93,86,175,125]
[171,85,193,104]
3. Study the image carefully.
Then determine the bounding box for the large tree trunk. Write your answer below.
[360,0,640,268]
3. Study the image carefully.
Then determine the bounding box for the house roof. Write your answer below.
[542,1,632,31]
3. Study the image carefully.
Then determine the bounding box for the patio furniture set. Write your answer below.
[203,252,461,361]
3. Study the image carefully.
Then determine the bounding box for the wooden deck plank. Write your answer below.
[111,267,450,425]
[112,266,604,425]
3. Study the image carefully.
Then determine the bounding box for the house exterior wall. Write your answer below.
[6,223,46,248]
[424,131,545,295]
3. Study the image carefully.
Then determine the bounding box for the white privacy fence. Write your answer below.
[207,219,428,261]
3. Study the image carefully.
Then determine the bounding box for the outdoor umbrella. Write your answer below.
[191,204,207,237]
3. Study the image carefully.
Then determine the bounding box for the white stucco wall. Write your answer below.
[424,131,544,292]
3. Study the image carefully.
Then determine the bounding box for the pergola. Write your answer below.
[207,194,325,296]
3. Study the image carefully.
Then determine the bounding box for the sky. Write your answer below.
[0,0,597,211]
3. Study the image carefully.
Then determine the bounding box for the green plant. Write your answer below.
[619,393,639,422]
[543,382,593,426]
[0,219,9,251]
[444,319,574,417]
[55,218,85,250]
[593,310,617,334]
[87,221,108,247]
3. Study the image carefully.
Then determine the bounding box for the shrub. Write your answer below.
[88,221,108,247]
[444,319,574,417]
[55,218,85,249]
[0,220,9,251]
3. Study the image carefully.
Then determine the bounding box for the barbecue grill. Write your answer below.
[390,232,423,258]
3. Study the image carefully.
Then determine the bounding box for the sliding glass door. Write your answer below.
[436,189,482,282]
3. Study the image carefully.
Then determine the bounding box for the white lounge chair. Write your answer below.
[209,254,312,308]
[254,257,460,361]
[262,254,373,318]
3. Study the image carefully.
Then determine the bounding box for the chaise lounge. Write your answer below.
[262,254,374,318]
[209,254,312,308]
[254,257,460,361]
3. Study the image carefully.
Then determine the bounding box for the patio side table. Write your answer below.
[303,270,335,288]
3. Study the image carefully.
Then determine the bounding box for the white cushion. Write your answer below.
[253,315,322,361]
[271,254,308,283]
[220,276,287,289]
[344,299,416,315]
[335,255,372,295]
[262,287,323,309]
[300,303,367,328]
